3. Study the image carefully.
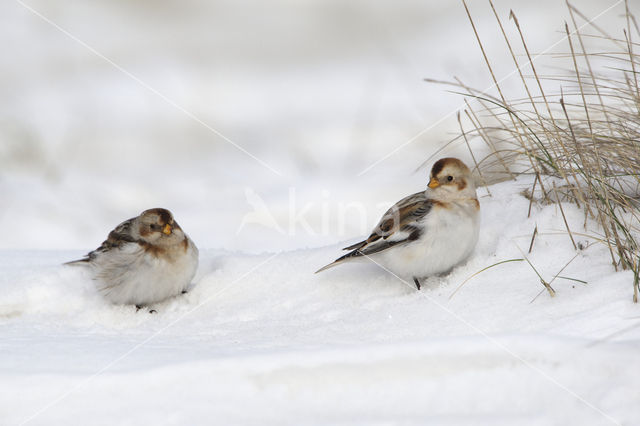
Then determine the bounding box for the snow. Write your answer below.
[2,178,639,425]
[2,0,639,424]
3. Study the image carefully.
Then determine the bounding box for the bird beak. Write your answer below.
[162,224,172,235]
[428,178,440,188]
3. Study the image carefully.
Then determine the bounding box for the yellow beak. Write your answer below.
[162,224,172,235]
[428,178,440,189]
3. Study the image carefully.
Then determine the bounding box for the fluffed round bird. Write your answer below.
[67,208,199,307]
[316,158,480,290]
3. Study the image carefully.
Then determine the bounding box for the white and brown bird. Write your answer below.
[316,158,480,290]
[67,208,199,307]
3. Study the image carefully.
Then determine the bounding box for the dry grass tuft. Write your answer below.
[431,0,640,300]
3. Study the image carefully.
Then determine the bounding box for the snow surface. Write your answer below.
[2,178,639,425]
[2,0,639,425]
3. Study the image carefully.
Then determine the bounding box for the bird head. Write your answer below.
[427,158,477,199]
[136,208,185,246]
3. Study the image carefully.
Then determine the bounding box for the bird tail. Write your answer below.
[342,240,367,251]
[63,258,89,266]
[315,249,363,274]
[315,260,341,274]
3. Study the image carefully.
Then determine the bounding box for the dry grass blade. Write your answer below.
[516,246,557,297]
[528,225,538,253]
[557,276,588,284]
[457,110,491,194]
[634,255,640,302]
[429,2,640,300]
[552,181,578,250]
[449,259,524,300]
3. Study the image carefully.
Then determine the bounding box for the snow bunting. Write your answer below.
[66,208,199,306]
[316,158,479,290]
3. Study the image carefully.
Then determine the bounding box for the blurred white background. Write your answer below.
[0,0,619,251]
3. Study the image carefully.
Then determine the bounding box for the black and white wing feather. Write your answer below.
[316,192,433,273]
[65,216,138,265]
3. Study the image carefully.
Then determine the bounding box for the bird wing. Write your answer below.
[316,191,434,273]
[64,216,138,265]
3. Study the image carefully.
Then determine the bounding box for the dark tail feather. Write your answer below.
[64,258,89,266]
[315,260,341,274]
[342,240,367,251]
[315,249,363,273]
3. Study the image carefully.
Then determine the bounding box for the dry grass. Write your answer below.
[430,1,640,300]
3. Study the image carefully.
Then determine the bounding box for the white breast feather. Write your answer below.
[91,239,199,306]
[375,200,479,279]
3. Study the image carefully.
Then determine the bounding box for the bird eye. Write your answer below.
[447,175,453,182]
[149,224,160,231]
